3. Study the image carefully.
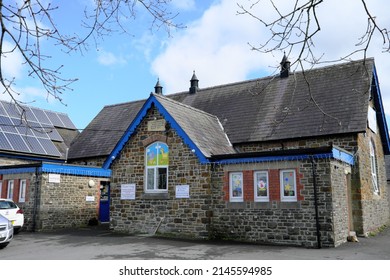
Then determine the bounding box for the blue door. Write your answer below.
[99,182,110,223]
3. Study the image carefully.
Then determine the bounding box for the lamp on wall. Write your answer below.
[88,179,96,188]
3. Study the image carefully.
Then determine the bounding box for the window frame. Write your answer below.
[145,142,169,193]
[229,172,244,202]
[369,140,380,194]
[19,179,27,203]
[280,169,297,202]
[254,171,269,202]
[0,181,2,198]
[7,180,14,200]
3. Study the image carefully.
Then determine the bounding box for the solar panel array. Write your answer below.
[0,100,77,158]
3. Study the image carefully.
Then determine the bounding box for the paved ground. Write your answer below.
[2,225,390,260]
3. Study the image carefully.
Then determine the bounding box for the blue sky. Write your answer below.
[2,0,390,130]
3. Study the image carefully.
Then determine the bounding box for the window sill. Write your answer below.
[141,192,169,200]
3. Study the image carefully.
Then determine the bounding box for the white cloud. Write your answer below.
[152,0,390,118]
[97,49,127,66]
[1,41,24,79]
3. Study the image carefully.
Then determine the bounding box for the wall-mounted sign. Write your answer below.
[368,106,377,133]
[85,196,95,202]
[48,173,61,183]
[176,185,190,198]
[147,119,166,131]
[121,184,136,200]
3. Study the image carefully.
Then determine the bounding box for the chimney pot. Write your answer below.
[154,78,163,94]
[189,71,199,94]
[280,54,290,78]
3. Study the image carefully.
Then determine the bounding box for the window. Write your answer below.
[7,180,14,200]
[370,140,379,194]
[254,171,269,202]
[229,172,243,202]
[19,179,27,203]
[280,170,297,202]
[145,142,169,192]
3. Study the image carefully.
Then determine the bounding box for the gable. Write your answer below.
[102,94,235,168]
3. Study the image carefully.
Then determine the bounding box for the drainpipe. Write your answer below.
[310,157,322,249]
[32,167,40,232]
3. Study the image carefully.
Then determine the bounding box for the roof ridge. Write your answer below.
[153,93,219,119]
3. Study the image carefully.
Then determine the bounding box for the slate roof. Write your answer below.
[68,58,386,160]
[67,100,144,160]
[171,58,374,143]
[154,94,235,157]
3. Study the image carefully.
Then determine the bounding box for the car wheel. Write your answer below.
[13,228,20,234]
[0,242,9,249]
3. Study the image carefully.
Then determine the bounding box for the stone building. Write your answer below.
[67,58,390,248]
[0,101,110,230]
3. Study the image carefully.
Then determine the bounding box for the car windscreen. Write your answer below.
[0,201,17,209]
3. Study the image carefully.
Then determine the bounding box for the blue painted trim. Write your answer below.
[41,163,111,177]
[0,167,38,175]
[0,163,111,177]
[212,148,354,165]
[103,94,209,169]
[372,66,390,154]
[332,147,354,165]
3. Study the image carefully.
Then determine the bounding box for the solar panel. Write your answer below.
[1,101,21,118]
[24,136,46,155]
[44,110,65,127]
[45,128,63,142]
[57,113,77,129]
[0,102,7,116]
[0,100,76,158]
[25,107,38,122]
[0,116,18,134]
[38,138,62,156]
[0,132,12,150]
[4,133,31,153]
[30,107,51,124]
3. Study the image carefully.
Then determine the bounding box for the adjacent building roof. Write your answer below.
[68,58,390,162]
[0,100,78,160]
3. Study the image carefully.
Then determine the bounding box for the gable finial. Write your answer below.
[154,78,163,95]
[189,71,199,94]
[280,52,290,78]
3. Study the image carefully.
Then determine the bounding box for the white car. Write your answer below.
[0,214,13,249]
[0,199,24,234]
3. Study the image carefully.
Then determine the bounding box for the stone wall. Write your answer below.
[110,106,212,238]
[1,171,106,231]
[210,158,349,248]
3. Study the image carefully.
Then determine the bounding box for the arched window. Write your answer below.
[145,142,169,192]
[369,140,379,194]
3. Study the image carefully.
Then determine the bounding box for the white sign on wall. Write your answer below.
[48,173,61,183]
[85,196,95,202]
[175,185,190,198]
[121,184,136,200]
[368,106,377,133]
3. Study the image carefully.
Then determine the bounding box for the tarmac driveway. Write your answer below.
[2,225,390,260]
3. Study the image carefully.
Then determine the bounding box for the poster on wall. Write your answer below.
[48,173,61,183]
[175,185,190,198]
[121,184,136,200]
